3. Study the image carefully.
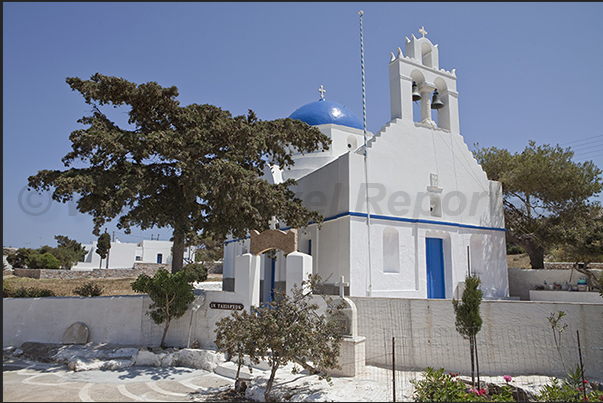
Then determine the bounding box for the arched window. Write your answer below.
[383,227,400,273]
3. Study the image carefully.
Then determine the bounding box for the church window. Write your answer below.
[383,227,400,273]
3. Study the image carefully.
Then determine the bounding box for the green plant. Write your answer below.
[452,274,484,387]
[73,281,105,297]
[131,269,195,348]
[547,311,568,372]
[4,285,56,298]
[214,274,343,402]
[96,232,111,269]
[410,367,515,402]
[181,263,208,283]
[537,364,603,402]
[37,252,61,269]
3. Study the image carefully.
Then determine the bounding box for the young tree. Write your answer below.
[54,235,87,270]
[27,73,331,273]
[474,141,602,269]
[214,274,344,401]
[452,274,483,388]
[131,268,195,349]
[95,232,111,269]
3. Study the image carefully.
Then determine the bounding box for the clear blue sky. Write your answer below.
[4,2,603,249]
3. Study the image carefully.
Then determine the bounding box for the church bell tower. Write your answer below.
[388,27,460,134]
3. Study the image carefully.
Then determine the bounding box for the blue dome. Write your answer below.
[289,99,363,130]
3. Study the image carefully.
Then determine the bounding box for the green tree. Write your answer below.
[214,274,343,401]
[54,235,87,270]
[193,236,224,268]
[7,248,37,268]
[131,268,195,349]
[552,204,603,293]
[452,274,483,388]
[27,73,331,273]
[95,232,111,269]
[474,141,602,269]
[31,252,61,270]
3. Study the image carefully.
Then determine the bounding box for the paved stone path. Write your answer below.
[3,358,239,402]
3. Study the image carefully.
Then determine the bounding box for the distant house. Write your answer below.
[73,239,194,270]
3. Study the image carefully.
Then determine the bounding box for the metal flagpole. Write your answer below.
[359,10,372,296]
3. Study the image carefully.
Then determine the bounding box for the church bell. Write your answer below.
[431,89,444,110]
[411,82,421,102]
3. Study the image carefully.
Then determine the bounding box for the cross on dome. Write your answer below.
[318,85,326,100]
[269,216,279,230]
[419,26,428,38]
[335,275,349,298]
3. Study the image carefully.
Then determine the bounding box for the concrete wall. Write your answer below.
[4,291,601,380]
[3,290,247,350]
[351,297,603,380]
[508,267,603,301]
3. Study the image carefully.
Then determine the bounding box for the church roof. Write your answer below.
[289,98,363,130]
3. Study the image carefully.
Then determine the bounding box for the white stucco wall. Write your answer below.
[74,240,188,270]
[352,297,603,380]
[4,294,600,380]
[508,267,603,301]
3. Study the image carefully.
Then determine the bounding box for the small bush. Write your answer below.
[73,281,105,297]
[182,263,208,283]
[537,364,603,402]
[411,367,515,402]
[4,286,56,298]
[32,252,61,269]
[506,243,525,255]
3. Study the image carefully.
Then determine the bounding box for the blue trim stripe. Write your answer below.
[223,211,505,245]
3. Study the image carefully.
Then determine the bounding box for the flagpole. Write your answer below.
[359,10,372,297]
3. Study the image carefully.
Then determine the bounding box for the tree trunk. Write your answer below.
[474,335,480,389]
[470,337,475,387]
[171,231,185,273]
[160,319,170,349]
[264,362,279,402]
[507,232,545,269]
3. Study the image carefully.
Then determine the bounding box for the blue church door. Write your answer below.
[426,238,445,299]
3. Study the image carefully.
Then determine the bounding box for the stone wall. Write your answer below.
[13,265,166,280]
[544,262,603,270]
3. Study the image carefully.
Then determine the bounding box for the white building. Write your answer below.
[74,239,194,270]
[223,30,508,301]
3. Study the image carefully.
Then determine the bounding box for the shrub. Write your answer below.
[411,367,515,402]
[182,262,208,283]
[4,286,56,298]
[73,281,105,297]
[507,243,525,255]
[31,252,61,269]
[537,364,603,402]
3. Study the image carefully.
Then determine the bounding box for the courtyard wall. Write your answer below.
[3,292,601,379]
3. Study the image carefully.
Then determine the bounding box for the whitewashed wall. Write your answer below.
[4,293,601,380]
[352,297,603,380]
[508,267,603,301]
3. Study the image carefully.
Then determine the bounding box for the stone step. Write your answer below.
[232,355,271,371]
[214,361,268,380]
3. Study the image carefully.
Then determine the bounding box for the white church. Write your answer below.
[222,29,509,301]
